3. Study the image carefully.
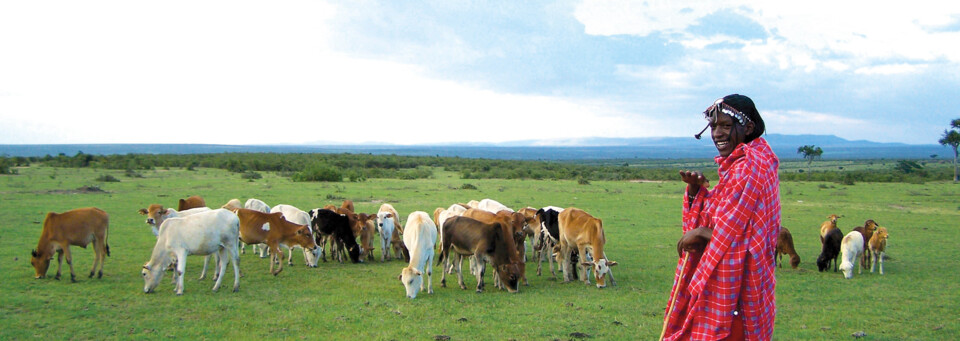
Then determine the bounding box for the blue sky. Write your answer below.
[1,1,958,145]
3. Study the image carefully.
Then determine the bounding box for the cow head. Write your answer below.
[292,224,319,252]
[138,204,170,229]
[582,258,618,288]
[827,214,840,225]
[141,256,174,294]
[30,248,51,279]
[400,266,424,299]
[863,220,878,234]
[496,263,522,293]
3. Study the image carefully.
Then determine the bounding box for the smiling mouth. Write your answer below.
[715,141,730,149]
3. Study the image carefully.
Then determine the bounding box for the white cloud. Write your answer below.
[855,64,927,75]
[575,0,960,70]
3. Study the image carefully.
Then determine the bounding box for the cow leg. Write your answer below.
[870,251,877,273]
[89,239,101,278]
[475,257,485,293]
[211,248,227,292]
[199,255,210,280]
[878,251,885,275]
[174,250,188,295]
[231,245,241,292]
[578,246,590,285]
[557,240,571,282]
[456,255,467,290]
[285,245,295,266]
[270,244,283,276]
[426,253,434,294]
[62,246,78,283]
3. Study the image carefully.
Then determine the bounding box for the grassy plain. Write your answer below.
[1,165,959,340]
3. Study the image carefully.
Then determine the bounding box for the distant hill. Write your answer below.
[0,134,946,160]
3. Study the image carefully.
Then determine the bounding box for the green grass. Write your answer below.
[1,165,959,340]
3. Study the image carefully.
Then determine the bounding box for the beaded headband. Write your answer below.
[704,98,752,126]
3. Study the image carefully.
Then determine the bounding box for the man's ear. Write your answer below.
[744,121,755,137]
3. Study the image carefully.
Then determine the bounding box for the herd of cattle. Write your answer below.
[28,196,618,298]
[775,214,891,279]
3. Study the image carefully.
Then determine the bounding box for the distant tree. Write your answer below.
[939,118,960,182]
[797,145,823,165]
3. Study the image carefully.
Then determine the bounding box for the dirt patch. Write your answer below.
[889,205,908,210]
[48,186,108,194]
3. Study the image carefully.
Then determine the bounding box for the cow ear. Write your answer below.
[397,274,402,281]
[413,269,422,276]
[138,208,148,215]
[581,261,594,267]
[607,261,618,267]
[143,265,151,271]
[31,249,39,257]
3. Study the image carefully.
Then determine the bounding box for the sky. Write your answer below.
[1,1,959,145]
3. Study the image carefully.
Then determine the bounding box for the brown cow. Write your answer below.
[236,208,317,275]
[776,227,801,269]
[30,207,110,282]
[853,219,879,270]
[178,195,206,211]
[437,216,522,293]
[357,213,377,262]
[557,207,617,288]
[138,204,211,237]
[340,200,355,213]
[462,208,528,287]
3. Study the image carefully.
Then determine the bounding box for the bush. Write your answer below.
[578,177,591,185]
[293,163,342,182]
[124,169,143,178]
[96,174,120,182]
[241,171,262,180]
[460,183,477,190]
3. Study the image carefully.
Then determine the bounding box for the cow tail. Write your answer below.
[105,244,111,257]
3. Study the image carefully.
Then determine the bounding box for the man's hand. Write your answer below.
[677,226,713,257]
[679,170,707,196]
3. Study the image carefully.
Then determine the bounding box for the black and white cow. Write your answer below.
[534,206,563,278]
[308,208,362,263]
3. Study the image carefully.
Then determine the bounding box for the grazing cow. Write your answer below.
[271,204,319,267]
[819,214,841,244]
[178,195,206,211]
[138,205,211,237]
[817,228,843,272]
[557,207,617,288]
[436,204,468,273]
[399,211,438,299]
[839,231,865,279]
[357,213,378,262]
[437,216,523,293]
[377,204,408,261]
[477,198,513,213]
[853,220,879,270]
[869,227,889,275]
[534,206,564,277]
[30,207,110,282]
[776,227,801,269]
[334,207,363,262]
[307,209,362,263]
[243,198,271,257]
[462,208,528,287]
[236,208,318,275]
[141,209,240,295]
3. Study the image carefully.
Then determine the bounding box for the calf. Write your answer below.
[357,213,378,262]
[839,231,865,279]
[399,211,438,299]
[178,195,206,211]
[852,220,878,271]
[869,227,889,275]
[535,206,564,278]
[437,216,522,293]
[557,207,617,288]
[307,209,362,263]
[30,207,110,282]
[462,208,528,287]
[776,227,801,269]
[271,204,319,267]
[819,214,840,244]
[141,209,240,296]
[817,228,843,272]
[138,204,211,236]
[377,204,408,261]
[141,209,240,295]
[237,208,318,275]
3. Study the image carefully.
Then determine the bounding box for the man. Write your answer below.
[661,94,781,341]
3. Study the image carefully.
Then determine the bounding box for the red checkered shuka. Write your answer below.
[662,137,781,341]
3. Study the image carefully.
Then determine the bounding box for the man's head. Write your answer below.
[703,94,766,157]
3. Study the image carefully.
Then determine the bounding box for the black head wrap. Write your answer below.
[721,94,765,143]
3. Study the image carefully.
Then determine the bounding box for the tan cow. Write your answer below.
[30,207,110,282]
[820,214,841,243]
[236,208,318,275]
[221,199,243,211]
[178,195,207,211]
[357,213,378,262]
[557,207,617,288]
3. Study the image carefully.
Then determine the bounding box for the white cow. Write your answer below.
[244,198,271,257]
[377,210,397,262]
[142,209,240,295]
[399,211,437,299]
[477,198,513,213]
[377,203,404,261]
[839,231,865,279]
[271,204,319,267]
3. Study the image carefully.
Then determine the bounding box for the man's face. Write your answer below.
[710,111,752,157]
